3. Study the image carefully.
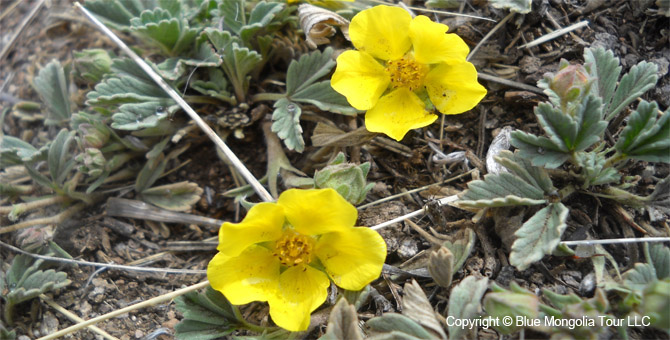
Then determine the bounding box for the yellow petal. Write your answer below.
[267,265,329,331]
[425,61,487,115]
[217,202,284,257]
[315,227,387,290]
[332,50,390,110]
[207,246,280,305]
[409,16,469,65]
[349,5,412,60]
[277,188,357,235]
[365,88,438,141]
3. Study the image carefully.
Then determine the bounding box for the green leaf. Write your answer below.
[322,299,364,340]
[190,68,235,104]
[130,8,198,56]
[483,282,539,334]
[286,47,336,95]
[134,138,169,192]
[154,39,223,81]
[623,263,657,292]
[584,47,621,114]
[111,100,176,130]
[292,81,358,115]
[86,59,172,107]
[494,150,555,193]
[649,244,670,280]
[489,0,531,13]
[425,0,462,8]
[574,152,621,187]
[509,130,571,168]
[641,279,670,333]
[615,101,670,163]
[443,228,476,273]
[401,280,446,339]
[606,61,658,121]
[509,202,568,271]
[32,60,72,126]
[271,98,304,152]
[73,49,113,83]
[208,28,262,101]
[0,135,47,167]
[48,129,77,186]
[447,276,488,340]
[6,270,70,304]
[174,286,239,340]
[84,0,150,30]
[458,172,547,208]
[218,0,245,35]
[140,181,204,211]
[240,2,284,42]
[366,314,436,340]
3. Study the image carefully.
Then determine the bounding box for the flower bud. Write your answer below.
[79,123,110,149]
[76,148,106,177]
[543,60,594,107]
[314,153,374,205]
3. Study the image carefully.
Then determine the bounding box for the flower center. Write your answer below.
[274,232,315,267]
[385,56,428,91]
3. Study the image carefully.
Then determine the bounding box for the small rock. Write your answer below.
[396,237,419,261]
[579,272,597,297]
[519,55,542,74]
[650,57,669,78]
[135,329,144,338]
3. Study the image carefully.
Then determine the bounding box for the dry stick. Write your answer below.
[39,294,119,340]
[73,2,272,203]
[37,281,211,340]
[0,240,207,274]
[467,12,514,62]
[367,0,496,22]
[477,72,544,94]
[0,0,46,62]
[517,21,589,49]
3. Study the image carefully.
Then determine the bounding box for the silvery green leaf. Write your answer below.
[0,136,47,167]
[84,0,150,30]
[458,172,547,208]
[73,49,113,83]
[615,101,670,163]
[321,299,364,340]
[649,244,670,280]
[111,100,176,130]
[574,152,621,187]
[443,228,476,273]
[366,313,436,340]
[483,282,539,334]
[174,286,238,340]
[218,0,245,35]
[48,129,77,186]
[220,43,262,101]
[623,263,657,292]
[646,175,670,217]
[402,280,447,340]
[448,276,488,340]
[494,150,555,194]
[291,81,357,115]
[509,202,568,271]
[86,59,172,107]
[271,98,304,152]
[606,61,658,121]
[510,130,571,168]
[240,2,285,42]
[140,181,204,211]
[32,60,71,126]
[489,0,531,13]
[584,48,621,115]
[154,40,222,81]
[191,68,235,104]
[286,47,336,95]
[130,8,198,56]
[134,137,169,192]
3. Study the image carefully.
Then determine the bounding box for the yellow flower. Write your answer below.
[207,188,387,331]
[331,5,487,141]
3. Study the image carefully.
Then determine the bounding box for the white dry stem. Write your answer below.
[518,21,590,49]
[39,294,120,340]
[73,2,273,203]
[37,281,211,340]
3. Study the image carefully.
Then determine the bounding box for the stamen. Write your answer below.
[273,232,315,267]
[385,56,428,91]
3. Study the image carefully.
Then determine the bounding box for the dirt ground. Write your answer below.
[1,0,669,339]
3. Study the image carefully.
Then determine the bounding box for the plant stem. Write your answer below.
[558,184,577,201]
[251,92,285,103]
[0,195,71,215]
